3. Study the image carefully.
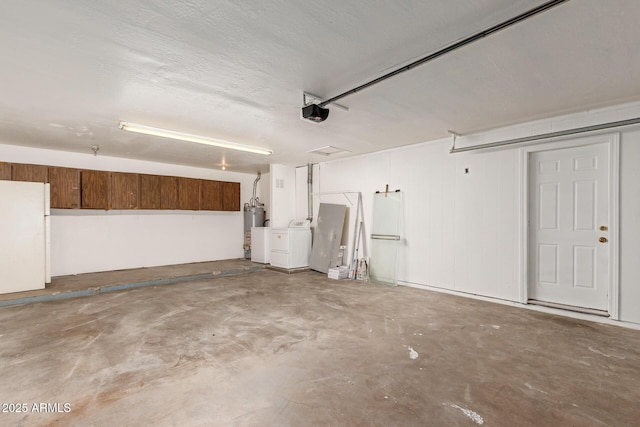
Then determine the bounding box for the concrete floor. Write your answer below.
[1,269,639,426]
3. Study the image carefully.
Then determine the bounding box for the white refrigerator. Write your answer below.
[0,180,51,294]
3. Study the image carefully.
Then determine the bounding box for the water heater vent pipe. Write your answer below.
[250,172,261,207]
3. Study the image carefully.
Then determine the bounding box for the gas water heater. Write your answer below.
[243,172,265,259]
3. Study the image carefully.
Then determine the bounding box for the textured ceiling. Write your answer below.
[1,0,640,173]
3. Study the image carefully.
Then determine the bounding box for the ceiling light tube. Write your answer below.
[118,122,273,155]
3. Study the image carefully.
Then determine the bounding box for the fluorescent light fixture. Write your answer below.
[118,122,273,156]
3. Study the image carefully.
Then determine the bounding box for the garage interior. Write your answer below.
[1,1,640,425]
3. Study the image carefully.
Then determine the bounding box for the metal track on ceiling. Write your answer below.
[318,0,571,108]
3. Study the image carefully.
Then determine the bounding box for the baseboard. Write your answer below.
[397,280,640,331]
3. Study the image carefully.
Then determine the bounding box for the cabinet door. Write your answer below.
[81,170,110,209]
[140,174,161,209]
[160,176,178,209]
[222,182,240,211]
[200,180,223,211]
[48,167,81,209]
[111,172,139,209]
[177,177,200,210]
[12,163,48,183]
[0,162,11,180]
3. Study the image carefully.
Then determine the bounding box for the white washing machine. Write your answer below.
[270,220,312,269]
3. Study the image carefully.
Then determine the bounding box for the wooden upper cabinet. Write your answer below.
[222,181,241,211]
[48,167,81,209]
[81,170,110,209]
[0,162,11,180]
[0,161,241,212]
[160,176,178,209]
[140,174,161,209]
[177,177,200,210]
[111,172,139,209]
[12,163,47,183]
[200,180,223,211]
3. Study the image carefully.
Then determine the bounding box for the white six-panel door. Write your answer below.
[528,142,609,311]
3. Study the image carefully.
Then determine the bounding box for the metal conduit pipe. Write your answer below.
[449,117,640,153]
[307,164,313,222]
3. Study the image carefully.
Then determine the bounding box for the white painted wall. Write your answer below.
[258,172,271,224]
[269,163,296,228]
[0,144,262,276]
[303,101,640,324]
[618,128,640,324]
[294,165,309,222]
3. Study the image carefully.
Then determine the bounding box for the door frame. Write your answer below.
[519,133,620,319]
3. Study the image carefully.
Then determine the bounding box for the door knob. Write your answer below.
[599,237,608,243]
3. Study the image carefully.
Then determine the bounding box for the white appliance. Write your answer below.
[270,220,312,269]
[0,181,51,294]
[251,227,270,263]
